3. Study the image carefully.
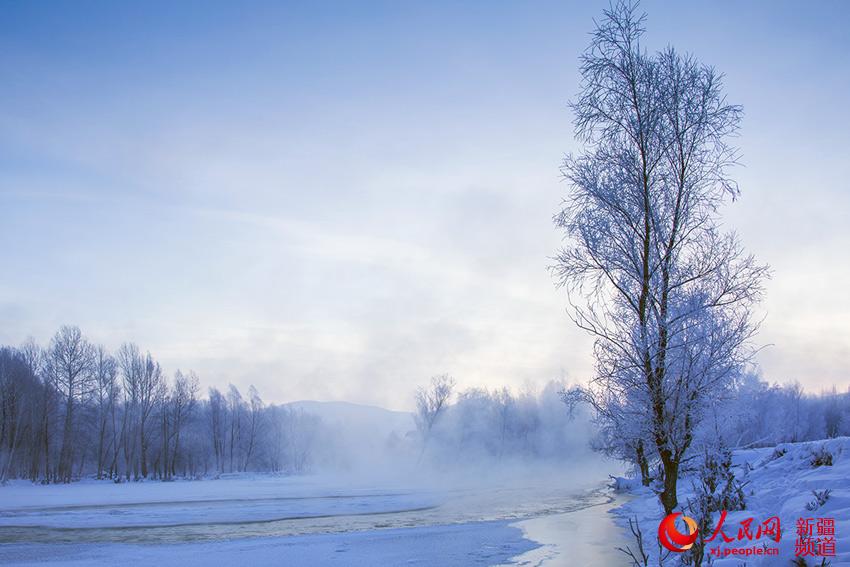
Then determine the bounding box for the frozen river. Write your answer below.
[0,473,627,565]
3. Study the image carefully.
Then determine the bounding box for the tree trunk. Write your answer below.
[96,418,106,480]
[140,422,148,478]
[58,398,74,483]
[636,440,651,487]
[171,431,181,479]
[43,412,51,483]
[659,453,679,514]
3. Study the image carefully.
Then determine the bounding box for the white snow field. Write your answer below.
[0,464,628,566]
[615,437,850,566]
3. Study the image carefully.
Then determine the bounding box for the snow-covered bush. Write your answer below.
[810,445,834,467]
[767,445,788,462]
[806,488,832,511]
[610,476,639,492]
[791,557,833,567]
[697,447,746,513]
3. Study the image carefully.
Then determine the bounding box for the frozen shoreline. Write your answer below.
[504,493,630,566]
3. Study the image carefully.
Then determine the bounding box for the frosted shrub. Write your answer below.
[768,446,787,462]
[806,489,832,511]
[810,446,834,468]
[699,447,746,512]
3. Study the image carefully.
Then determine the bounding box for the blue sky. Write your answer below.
[1,1,848,409]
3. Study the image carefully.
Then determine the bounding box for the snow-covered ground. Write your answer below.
[0,463,628,566]
[614,437,850,566]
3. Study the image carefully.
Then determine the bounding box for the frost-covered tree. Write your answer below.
[208,386,226,473]
[414,381,591,464]
[243,385,263,471]
[227,384,243,473]
[554,2,767,513]
[564,381,654,486]
[161,370,198,480]
[822,386,843,439]
[414,374,455,460]
[721,379,823,444]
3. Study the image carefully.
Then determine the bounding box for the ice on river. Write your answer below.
[0,465,624,565]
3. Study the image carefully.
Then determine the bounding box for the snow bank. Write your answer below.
[614,437,850,565]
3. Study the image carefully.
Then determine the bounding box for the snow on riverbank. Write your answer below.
[613,437,850,565]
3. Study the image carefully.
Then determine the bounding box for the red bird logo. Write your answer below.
[658,513,699,552]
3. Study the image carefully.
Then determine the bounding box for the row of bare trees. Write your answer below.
[0,325,320,483]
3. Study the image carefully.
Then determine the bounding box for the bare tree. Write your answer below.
[227,384,243,473]
[414,374,455,461]
[243,385,263,471]
[786,381,805,442]
[286,409,320,473]
[553,2,767,513]
[138,352,164,478]
[495,387,513,460]
[0,347,39,483]
[823,386,842,439]
[166,370,198,479]
[47,326,94,483]
[20,339,50,482]
[208,387,226,474]
[92,346,118,480]
[118,343,142,480]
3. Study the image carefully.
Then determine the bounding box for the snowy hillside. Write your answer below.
[615,438,850,565]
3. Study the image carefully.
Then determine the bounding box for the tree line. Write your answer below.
[413,375,592,464]
[719,374,850,448]
[0,326,603,485]
[0,325,321,483]
[575,371,850,484]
